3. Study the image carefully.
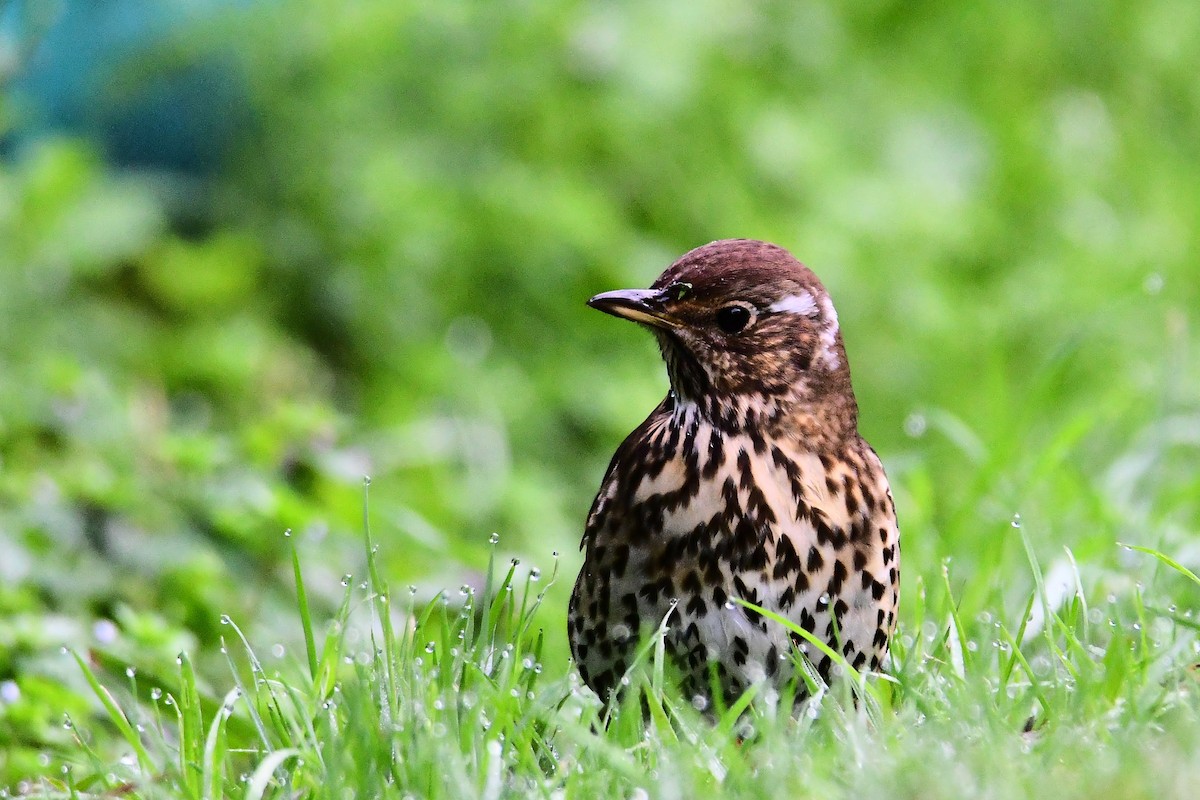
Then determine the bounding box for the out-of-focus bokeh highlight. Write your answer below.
[1,0,1197,776]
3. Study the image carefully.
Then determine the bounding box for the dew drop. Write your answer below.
[1010,513,1022,528]
[489,533,500,545]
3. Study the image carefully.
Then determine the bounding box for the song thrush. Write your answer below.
[568,239,899,706]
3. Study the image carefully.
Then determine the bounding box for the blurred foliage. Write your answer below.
[1,0,1199,782]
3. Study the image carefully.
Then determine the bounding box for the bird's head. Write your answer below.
[589,239,858,436]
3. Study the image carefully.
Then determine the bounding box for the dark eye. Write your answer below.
[715,305,752,334]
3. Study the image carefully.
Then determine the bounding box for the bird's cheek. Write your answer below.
[790,345,815,374]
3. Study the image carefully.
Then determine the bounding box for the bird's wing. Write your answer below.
[580,397,673,550]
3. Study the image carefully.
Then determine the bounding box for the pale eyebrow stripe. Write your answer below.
[768,291,818,316]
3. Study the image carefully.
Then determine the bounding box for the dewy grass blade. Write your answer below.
[71,650,154,775]
[997,623,1050,713]
[1119,542,1200,587]
[202,687,240,800]
[362,478,399,721]
[289,530,319,681]
[941,559,972,677]
[243,748,300,800]
[315,579,355,699]
[732,598,863,684]
[219,633,272,752]
[177,652,205,797]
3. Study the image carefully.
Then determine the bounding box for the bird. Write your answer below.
[567,239,899,709]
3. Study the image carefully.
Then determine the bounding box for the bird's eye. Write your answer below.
[715,304,752,334]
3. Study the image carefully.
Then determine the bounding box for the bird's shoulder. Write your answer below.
[580,397,675,549]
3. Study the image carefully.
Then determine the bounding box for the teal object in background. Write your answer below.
[0,0,246,172]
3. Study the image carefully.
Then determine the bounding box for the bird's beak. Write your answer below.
[587,288,679,329]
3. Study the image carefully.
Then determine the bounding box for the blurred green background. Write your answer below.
[1,0,1198,779]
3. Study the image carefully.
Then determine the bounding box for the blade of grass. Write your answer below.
[1119,542,1200,587]
[289,531,319,681]
[72,650,154,775]
[243,748,300,800]
[177,652,204,798]
[732,598,864,684]
[202,687,240,800]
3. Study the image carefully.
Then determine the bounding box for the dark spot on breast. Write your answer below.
[806,546,824,572]
[773,535,801,579]
[737,449,755,491]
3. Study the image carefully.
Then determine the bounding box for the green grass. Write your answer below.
[33,462,1200,799]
